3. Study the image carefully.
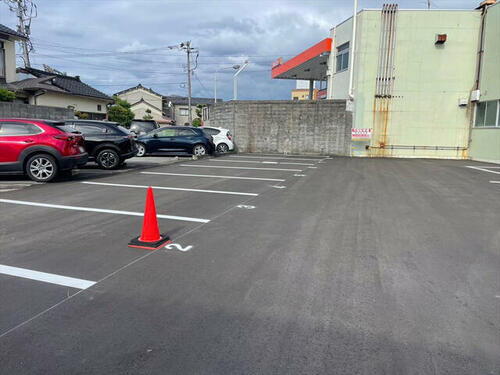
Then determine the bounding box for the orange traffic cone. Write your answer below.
[128,187,171,250]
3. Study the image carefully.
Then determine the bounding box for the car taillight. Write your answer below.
[53,134,75,141]
[227,134,233,140]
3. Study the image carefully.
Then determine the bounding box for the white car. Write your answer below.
[202,126,234,153]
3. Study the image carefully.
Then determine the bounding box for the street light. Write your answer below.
[214,65,240,104]
[233,60,249,100]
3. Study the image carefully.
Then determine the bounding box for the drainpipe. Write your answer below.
[347,0,358,102]
[468,5,488,152]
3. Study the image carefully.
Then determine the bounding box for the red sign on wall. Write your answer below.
[351,128,373,139]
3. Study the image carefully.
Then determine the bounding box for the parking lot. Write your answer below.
[0,155,499,374]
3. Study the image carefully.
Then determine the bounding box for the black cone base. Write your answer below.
[128,233,171,250]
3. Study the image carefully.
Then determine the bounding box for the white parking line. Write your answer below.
[210,159,314,166]
[0,199,210,223]
[466,166,500,175]
[141,172,285,182]
[490,181,500,184]
[229,155,324,162]
[81,181,258,197]
[180,164,302,172]
[0,264,96,290]
[240,153,325,159]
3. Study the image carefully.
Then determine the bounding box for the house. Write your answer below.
[115,84,219,125]
[163,95,218,125]
[115,84,169,123]
[0,24,27,84]
[9,67,113,120]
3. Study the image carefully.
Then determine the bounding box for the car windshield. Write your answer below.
[118,125,131,134]
[56,125,81,134]
[131,121,157,133]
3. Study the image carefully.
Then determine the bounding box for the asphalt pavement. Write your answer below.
[0,155,499,374]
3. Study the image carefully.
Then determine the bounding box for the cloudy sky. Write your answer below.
[0,0,479,101]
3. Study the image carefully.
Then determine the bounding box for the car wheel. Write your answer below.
[193,144,207,156]
[216,143,229,153]
[96,149,120,169]
[136,143,146,157]
[25,154,58,182]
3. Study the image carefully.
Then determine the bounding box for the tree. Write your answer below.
[192,118,202,127]
[108,96,134,127]
[0,88,16,102]
[192,104,205,127]
[143,109,153,121]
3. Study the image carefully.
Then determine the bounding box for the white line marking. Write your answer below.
[490,181,500,184]
[308,166,318,169]
[466,166,500,175]
[0,199,209,223]
[210,159,313,166]
[141,171,285,182]
[0,264,96,290]
[237,204,256,209]
[230,155,322,162]
[81,181,258,197]
[271,185,287,189]
[180,164,302,172]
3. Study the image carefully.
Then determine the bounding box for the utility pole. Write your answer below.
[185,42,192,124]
[16,0,30,67]
[170,41,198,124]
[3,0,36,67]
[427,0,431,9]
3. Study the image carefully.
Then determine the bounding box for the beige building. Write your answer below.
[116,85,218,125]
[292,88,318,100]
[115,84,165,121]
[5,66,112,119]
[0,24,26,84]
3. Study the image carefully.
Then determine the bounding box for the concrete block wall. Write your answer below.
[208,100,351,155]
[0,102,74,120]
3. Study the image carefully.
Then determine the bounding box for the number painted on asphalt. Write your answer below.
[165,243,193,252]
[271,185,287,189]
[294,174,306,177]
[237,204,256,209]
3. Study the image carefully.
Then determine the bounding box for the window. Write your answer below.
[475,100,500,127]
[176,128,196,136]
[336,42,350,72]
[97,104,102,111]
[0,122,42,136]
[155,128,176,137]
[202,128,220,136]
[179,108,189,116]
[0,41,5,78]
[74,124,108,135]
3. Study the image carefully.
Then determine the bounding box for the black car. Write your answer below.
[60,120,137,169]
[128,120,159,136]
[136,126,215,157]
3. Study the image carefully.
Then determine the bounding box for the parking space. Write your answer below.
[465,164,500,187]
[0,153,326,338]
[0,155,498,373]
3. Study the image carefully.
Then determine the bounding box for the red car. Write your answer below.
[0,119,88,182]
